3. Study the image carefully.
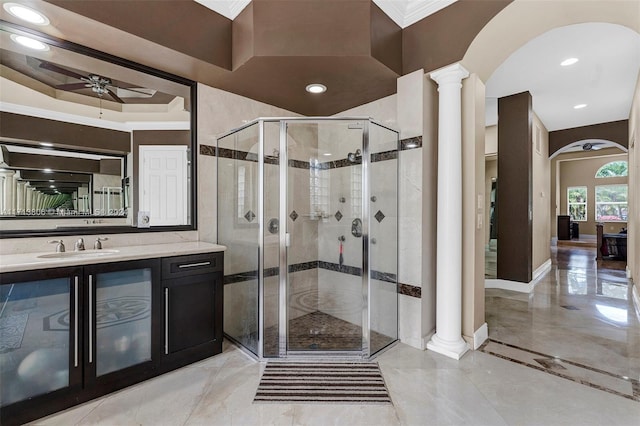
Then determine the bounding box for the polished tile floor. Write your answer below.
[35,245,640,425]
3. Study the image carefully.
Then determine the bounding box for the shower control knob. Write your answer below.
[370,196,377,202]
[371,238,377,244]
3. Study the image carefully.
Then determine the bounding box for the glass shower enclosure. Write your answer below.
[217,118,398,359]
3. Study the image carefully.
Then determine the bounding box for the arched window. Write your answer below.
[595,161,628,178]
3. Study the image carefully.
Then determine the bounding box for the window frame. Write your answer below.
[595,184,628,222]
[567,186,588,222]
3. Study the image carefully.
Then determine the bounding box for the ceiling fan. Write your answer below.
[573,141,605,151]
[38,60,151,103]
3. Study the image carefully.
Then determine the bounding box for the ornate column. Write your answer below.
[16,179,26,214]
[426,63,470,360]
[0,170,16,215]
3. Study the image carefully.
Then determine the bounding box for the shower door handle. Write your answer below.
[351,218,363,238]
[285,233,291,247]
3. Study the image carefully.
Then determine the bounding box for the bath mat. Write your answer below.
[0,312,29,352]
[254,362,392,405]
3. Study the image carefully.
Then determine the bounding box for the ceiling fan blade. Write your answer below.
[39,61,86,80]
[107,85,151,96]
[56,82,90,91]
[106,88,125,103]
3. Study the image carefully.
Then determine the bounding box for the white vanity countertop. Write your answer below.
[0,241,226,274]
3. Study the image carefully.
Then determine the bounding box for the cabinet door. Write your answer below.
[0,267,83,424]
[84,259,161,388]
[165,274,219,351]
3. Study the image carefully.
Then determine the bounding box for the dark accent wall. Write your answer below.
[549,120,629,156]
[0,112,131,154]
[402,0,511,74]
[497,92,532,283]
[41,0,508,116]
[47,0,232,70]
[370,2,403,75]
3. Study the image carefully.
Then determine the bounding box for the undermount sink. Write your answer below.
[37,249,120,259]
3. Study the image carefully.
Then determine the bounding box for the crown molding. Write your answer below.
[195,0,458,27]
[194,0,251,20]
[373,0,458,28]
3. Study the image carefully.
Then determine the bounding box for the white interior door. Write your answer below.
[139,145,188,226]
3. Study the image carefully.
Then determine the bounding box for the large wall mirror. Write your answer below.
[0,21,196,237]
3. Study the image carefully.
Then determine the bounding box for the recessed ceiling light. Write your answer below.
[306,84,327,94]
[3,3,50,25]
[323,152,332,156]
[573,104,587,109]
[39,142,54,147]
[560,57,579,67]
[49,185,56,188]
[10,34,49,51]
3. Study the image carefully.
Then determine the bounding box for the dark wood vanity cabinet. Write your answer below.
[161,252,223,370]
[0,251,223,426]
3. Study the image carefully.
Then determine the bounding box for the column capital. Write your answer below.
[429,63,470,86]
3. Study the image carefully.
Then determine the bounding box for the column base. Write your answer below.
[426,334,469,360]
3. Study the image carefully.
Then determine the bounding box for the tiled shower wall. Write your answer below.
[206,74,431,351]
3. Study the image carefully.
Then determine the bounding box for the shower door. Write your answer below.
[282,120,366,355]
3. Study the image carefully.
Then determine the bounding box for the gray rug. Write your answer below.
[254,362,392,405]
[0,312,29,352]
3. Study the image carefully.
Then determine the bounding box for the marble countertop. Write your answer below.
[0,241,226,274]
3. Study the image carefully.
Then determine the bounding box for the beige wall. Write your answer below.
[532,114,550,271]
[557,153,628,237]
[461,73,486,347]
[197,83,299,244]
[628,73,639,291]
[485,125,497,156]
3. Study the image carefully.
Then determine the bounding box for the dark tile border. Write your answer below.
[224,260,421,299]
[400,136,422,150]
[200,144,216,156]
[398,283,421,298]
[479,339,640,402]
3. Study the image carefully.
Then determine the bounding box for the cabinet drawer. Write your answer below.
[161,252,223,279]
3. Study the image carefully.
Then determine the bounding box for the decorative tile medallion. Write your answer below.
[335,210,343,221]
[289,210,298,221]
[244,210,256,222]
[374,210,385,223]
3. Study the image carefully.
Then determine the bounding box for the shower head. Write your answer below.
[347,149,361,163]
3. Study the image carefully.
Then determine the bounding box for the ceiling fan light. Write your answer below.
[10,34,49,51]
[3,3,50,25]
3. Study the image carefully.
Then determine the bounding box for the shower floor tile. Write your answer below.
[262,311,393,355]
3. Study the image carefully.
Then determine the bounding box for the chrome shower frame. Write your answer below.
[217,117,399,361]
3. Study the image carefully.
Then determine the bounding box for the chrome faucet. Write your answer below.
[94,237,108,249]
[74,238,85,251]
[48,240,65,253]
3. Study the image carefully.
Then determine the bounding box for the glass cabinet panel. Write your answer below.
[94,268,152,377]
[0,277,73,406]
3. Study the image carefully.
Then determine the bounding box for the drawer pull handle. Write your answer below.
[178,261,211,269]
[89,275,93,364]
[74,276,79,368]
[165,288,169,355]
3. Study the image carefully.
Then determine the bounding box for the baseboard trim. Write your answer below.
[472,323,488,350]
[485,259,551,293]
[485,278,534,292]
[533,259,552,281]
